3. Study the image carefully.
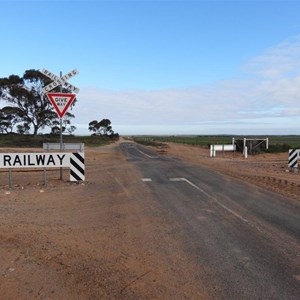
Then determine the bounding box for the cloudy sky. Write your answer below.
[2,0,300,135]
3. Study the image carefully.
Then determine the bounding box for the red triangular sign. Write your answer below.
[47,93,76,118]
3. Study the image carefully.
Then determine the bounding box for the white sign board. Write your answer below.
[43,143,84,152]
[212,145,236,151]
[0,153,71,169]
[210,144,236,157]
[40,68,80,94]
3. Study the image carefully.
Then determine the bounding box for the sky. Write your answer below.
[1,0,300,135]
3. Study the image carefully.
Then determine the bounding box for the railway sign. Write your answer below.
[0,152,85,182]
[40,68,80,94]
[47,93,76,118]
[0,153,69,168]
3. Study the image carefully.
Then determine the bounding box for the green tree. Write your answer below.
[51,112,76,135]
[88,118,116,136]
[16,123,30,135]
[88,120,99,135]
[0,106,21,133]
[98,119,112,135]
[50,120,60,135]
[0,69,76,135]
[62,112,76,135]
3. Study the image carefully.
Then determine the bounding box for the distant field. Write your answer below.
[133,135,300,153]
[0,134,117,148]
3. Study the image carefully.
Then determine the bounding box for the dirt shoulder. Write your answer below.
[0,141,212,299]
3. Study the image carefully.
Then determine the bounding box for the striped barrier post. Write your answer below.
[70,152,85,181]
[288,149,299,169]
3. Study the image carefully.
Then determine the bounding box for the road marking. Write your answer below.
[169,177,251,225]
[142,178,152,182]
[136,148,158,159]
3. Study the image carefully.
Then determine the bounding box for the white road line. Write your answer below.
[142,178,152,182]
[136,148,158,159]
[169,177,251,225]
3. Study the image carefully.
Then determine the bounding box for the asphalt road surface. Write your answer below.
[120,142,300,299]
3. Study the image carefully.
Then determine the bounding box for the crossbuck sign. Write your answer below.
[40,68,80,94]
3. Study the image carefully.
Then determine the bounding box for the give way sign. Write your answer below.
[47,93,76,118]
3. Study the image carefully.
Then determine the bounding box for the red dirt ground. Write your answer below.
[0,140,299,299]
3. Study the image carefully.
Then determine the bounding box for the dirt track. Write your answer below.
[0,139,299,299]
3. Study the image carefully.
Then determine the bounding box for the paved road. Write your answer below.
[120,142,300,299]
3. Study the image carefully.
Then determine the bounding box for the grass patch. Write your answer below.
[134,135,232,147]
[133,137,167,147]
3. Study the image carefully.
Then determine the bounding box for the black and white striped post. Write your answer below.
[288,149,299,170]
[70,152,85,181]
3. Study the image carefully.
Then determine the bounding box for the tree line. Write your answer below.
[0,69,118,137]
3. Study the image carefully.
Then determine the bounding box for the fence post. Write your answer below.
[244,146,248,159]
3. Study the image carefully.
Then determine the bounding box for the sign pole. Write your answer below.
[9,169,12,190]
[60,71,63,180]
[40,67,79,181]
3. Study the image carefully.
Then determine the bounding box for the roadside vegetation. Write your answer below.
[134,136,230,147]
[133,135,300,153]
[0,134,117,148]
[131,138,166,148]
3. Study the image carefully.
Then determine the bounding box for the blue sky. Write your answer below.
[2,0,300,135]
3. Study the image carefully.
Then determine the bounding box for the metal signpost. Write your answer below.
[40,68,80,179]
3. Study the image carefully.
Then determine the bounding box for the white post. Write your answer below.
[210,145,216,157]
[266,138,269,150]
[244,146,248,159]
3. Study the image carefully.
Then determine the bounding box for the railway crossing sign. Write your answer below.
[40,68,80,94]
[46,93,76,118]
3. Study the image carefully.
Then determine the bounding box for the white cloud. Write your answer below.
[244,35,300,79]
[73,36,300,135]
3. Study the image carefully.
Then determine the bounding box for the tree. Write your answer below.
[49,112,76,135]
[0,69,76,135]
[88,118,117,137]
[50,120,60,135]
[88,120,99,135]
[16,123,30,135]
[98,119,112,135]
[61,112,76,135]
[0,106,21,133]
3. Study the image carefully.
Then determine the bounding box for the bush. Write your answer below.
[265,143,291,153]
